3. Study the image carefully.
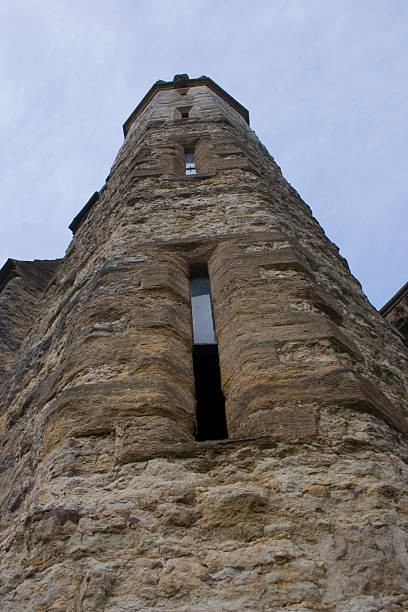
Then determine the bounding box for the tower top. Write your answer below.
[122,73,250,137]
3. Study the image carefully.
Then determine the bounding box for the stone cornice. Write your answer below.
[122,74,250,137]
[380,280,408,316]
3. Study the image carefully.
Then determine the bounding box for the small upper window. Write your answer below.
[176,105,192,120]
[185,150,196,175]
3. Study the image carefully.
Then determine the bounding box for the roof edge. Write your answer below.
[0,258,62,294]
[69,191,100,234]
[123,74,250,137]
[379,281,408,316]
[0,259,17,293]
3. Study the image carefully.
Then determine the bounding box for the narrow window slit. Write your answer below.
[185,149,196,175]
[190,271,227,441]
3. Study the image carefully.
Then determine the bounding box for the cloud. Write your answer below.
[0,0,407,307]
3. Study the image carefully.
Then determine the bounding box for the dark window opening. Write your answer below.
[193,345,227,441]
[185,150,196,175]
[190,271,227,441]
[176,105,192,119]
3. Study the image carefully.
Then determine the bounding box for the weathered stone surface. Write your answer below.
[0,75,408,610]
[0,259,61,379]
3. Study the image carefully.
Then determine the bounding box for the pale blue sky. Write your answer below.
[0,0,407,308]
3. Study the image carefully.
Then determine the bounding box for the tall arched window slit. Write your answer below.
[190,267,227,441]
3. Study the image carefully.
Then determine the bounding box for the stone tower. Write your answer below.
[1,74,408,611]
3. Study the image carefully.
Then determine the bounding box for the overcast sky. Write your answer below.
[0,0,406,308]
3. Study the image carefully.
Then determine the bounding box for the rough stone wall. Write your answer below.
[0,77,408,611]
[0,259,61,379]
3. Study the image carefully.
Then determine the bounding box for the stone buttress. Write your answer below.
[0,74,408,611]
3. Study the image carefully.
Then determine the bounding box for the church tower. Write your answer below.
[1,74,408,610]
